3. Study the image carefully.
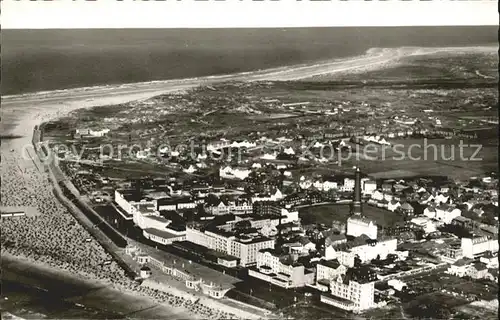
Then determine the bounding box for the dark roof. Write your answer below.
[473,262,488,271]
[318,259,341,269]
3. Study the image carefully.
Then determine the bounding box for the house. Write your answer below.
[484,268,498,282]
[299,237,317,253]
[470,262,489,279]
[435,204,461,224]
[315,259,348,291]
[219,166,251,180]
[362,179,377,195]
[400,202,414,216]
[479,252,498,268]
[423,206,437,219]
[324,233,348,248]
[452,216,475,230]
[371,190,384,201]
[435,193,449,204]
[381,183,392,193]
[388,200,401,212]
[446,258,474,277]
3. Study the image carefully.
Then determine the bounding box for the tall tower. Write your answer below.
[351,167,362,216]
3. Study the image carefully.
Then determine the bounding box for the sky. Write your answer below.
[2,0,498,29]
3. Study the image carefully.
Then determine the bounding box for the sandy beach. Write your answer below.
[1,45,496,319]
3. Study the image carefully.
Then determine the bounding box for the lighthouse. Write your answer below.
[351,167,362,216]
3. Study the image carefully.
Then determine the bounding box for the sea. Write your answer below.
[1,26,496,95]
[0,26,497,319]
[1,263,124,320]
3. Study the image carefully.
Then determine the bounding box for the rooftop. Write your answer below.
[318,259,342,270]
[143,228,181,240]
[146,247,240,290]
[145,215,170,223]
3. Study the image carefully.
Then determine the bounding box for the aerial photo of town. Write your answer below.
[1,2,498,320]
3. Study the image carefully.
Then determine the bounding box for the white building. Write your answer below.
[410,217,437,234]
[321,268,376,312]
[342,178,355,192]
[76,128,110,137]
[325,237,398,267]
[207,201,253,215]
[387,200,401,212]
[186,227,275,267]
[362,179,377,195]
[248,249,315,288]
[251,189,284,203]
[461,236,499,259]
[143,227,187,245]
[346,217,377,240]
[315,259,348,291]
[157,198,196,211]
[387,279,406,291]
[219,166,251,180]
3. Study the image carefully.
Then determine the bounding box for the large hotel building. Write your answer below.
[186,225,275,267]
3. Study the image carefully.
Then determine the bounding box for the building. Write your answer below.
[126,245,238,299]
[400,202,415,216]
[346,217,377,240]
[253,201,282,217]
[479,251,498,268]
[346,168,377,240]
[186,226,275,266]
[219,166,251,180]
[157,197,196,211]
[325,236,397,267]
[315,259,348,291]
[320,267,377,312]
[410,216,437,234]
[115,189,156,219]
[207,199,253,216]
[441,244,463,262]
[387,200,401,212]
[75,128,110,137]
[248,249,315,288]
[251,189,284,203]
[434,204,462,224]
[461,236,499,259]
[143,227,187,245]
[343,178,355,192]
[362,179,377,195]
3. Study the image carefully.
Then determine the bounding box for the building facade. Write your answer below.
[461,236,499,258]
[186,227,275,266]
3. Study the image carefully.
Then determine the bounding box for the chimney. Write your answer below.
[352,167,362,216]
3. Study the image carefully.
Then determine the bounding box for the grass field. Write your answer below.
[299,203,403,227]
[343,138,498,181]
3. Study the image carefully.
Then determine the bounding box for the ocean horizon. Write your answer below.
[1,26,497,95]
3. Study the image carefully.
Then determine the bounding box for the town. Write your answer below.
[12,75,497,319]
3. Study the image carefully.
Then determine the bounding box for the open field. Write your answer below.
[299,203,403,227]
[347,138,498,181]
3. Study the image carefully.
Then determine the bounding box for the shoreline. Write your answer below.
[0,252,198,320]
[1,44,496,319]
[1,45,495,102]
